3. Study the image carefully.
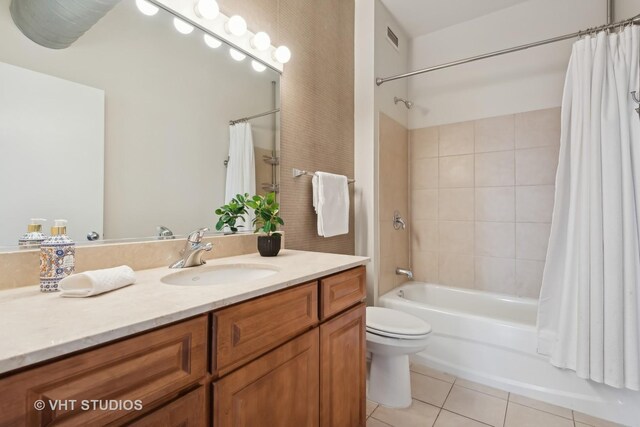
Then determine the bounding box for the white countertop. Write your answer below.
[0,250,368,375]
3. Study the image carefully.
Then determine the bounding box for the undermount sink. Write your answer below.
[161,263,280,286]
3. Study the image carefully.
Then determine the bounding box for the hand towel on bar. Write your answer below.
[59,265,136,297]
[312,171,349,237]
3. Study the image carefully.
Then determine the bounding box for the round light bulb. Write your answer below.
[226,15,247,37]
[203,34,222,48]
[274,45,291,64]
[251,31,271,51]
[229,48,246,61]
[173,17,194,34]
[194,0,219,20]
[251,60,267,72]
[135,0,159,16]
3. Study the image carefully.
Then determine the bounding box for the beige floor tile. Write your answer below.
[454,378,508,400]
[504,402,573,427]
[443,385,507,427]
[410,362,456,383]
[411,371,454,407]
[573,411,625,427]
[508,394,572,419]
[434,410,489,427]
[368,417,393,427]
[372,399,440,427]
[367,400,379,417]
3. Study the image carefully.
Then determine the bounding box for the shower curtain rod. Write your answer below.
[376,13,640,86]
[229,108,280,125]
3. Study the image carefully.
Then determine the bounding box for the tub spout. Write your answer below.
[396,268,413,280]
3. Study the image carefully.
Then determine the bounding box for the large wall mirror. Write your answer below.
[0,0,281,249]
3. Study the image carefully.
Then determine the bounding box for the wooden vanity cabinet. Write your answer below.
[0,265,366,427]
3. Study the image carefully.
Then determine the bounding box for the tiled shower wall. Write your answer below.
[409,108,560,298]
[379,113,410,297]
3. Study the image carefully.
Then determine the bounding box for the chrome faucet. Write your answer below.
[393,211,406,230]
[396,268,413,280]
[169,228,213,268]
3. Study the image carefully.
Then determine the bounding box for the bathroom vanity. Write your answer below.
[0,250,368,426]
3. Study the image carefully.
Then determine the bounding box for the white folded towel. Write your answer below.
[312,171,350,237]
[59,266,136,298]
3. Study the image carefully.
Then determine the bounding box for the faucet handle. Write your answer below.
[187,227,209,243]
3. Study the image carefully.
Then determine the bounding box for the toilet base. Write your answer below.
[368,353,412,408]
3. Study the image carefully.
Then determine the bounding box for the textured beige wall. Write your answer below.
[378,113,409,297]
[219,0,356,255]
[410,107,560,298]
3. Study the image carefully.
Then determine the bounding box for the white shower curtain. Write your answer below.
[225,122,256,228]
[537,26,640,390]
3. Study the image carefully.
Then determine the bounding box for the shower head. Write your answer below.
[394,96,413,109]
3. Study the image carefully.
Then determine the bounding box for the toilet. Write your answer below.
[366,307,431,408]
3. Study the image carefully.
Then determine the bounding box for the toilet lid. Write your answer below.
[366,307,432,338]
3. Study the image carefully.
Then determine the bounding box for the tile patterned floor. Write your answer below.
[366,362,626,427]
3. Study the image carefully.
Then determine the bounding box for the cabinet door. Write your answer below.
[319,266,366,320]
[0,315,208,427]
[214,329,319,427]
[129,386,207,427]
[320,303,366,427]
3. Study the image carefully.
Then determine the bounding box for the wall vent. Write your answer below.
[386,26,399,50]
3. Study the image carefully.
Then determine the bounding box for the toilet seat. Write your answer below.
[366,307,431,340]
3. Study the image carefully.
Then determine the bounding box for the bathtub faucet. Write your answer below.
[396,267,413,280]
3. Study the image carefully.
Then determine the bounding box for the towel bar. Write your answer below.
[292,168,355,183]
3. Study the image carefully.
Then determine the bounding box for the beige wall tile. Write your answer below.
[516,185,555,223]
[475,187,515,222]
[443,385,507,426]
[439,188,475,221]
[440,221,474,254]
[504,402,573,427]
[516,223,551,261]
[475,151,515,187]
[412,220,439,252]
[475,114,515,153]
[439,122,474,156]
[440,155,474,188]
[413,251,438,283]
[412,189,438,221]
[475,222,515,258]
[515,259,545,298]
[379,255,397,296]
[515,146,560,186]
[515,107,561,149]
[439,253,475,288]
[412,157,439,189]
[475,256,516,294]
[411,126,439,159]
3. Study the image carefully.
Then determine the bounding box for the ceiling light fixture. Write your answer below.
[273,46,291,64]
[194,0,219,20]
[225,15,247,37]
[251,32,271,51]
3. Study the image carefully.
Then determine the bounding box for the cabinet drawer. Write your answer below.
[129,386,207,427]
[0,315,207,427]
[214,282,318,376]
[320,266,366,320]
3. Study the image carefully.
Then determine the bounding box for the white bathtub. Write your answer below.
[379,283,640,426]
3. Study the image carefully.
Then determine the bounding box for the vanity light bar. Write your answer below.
[147,0,289,73]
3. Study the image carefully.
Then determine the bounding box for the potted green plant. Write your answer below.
[245,192,284,257]
[215,193,249,234]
